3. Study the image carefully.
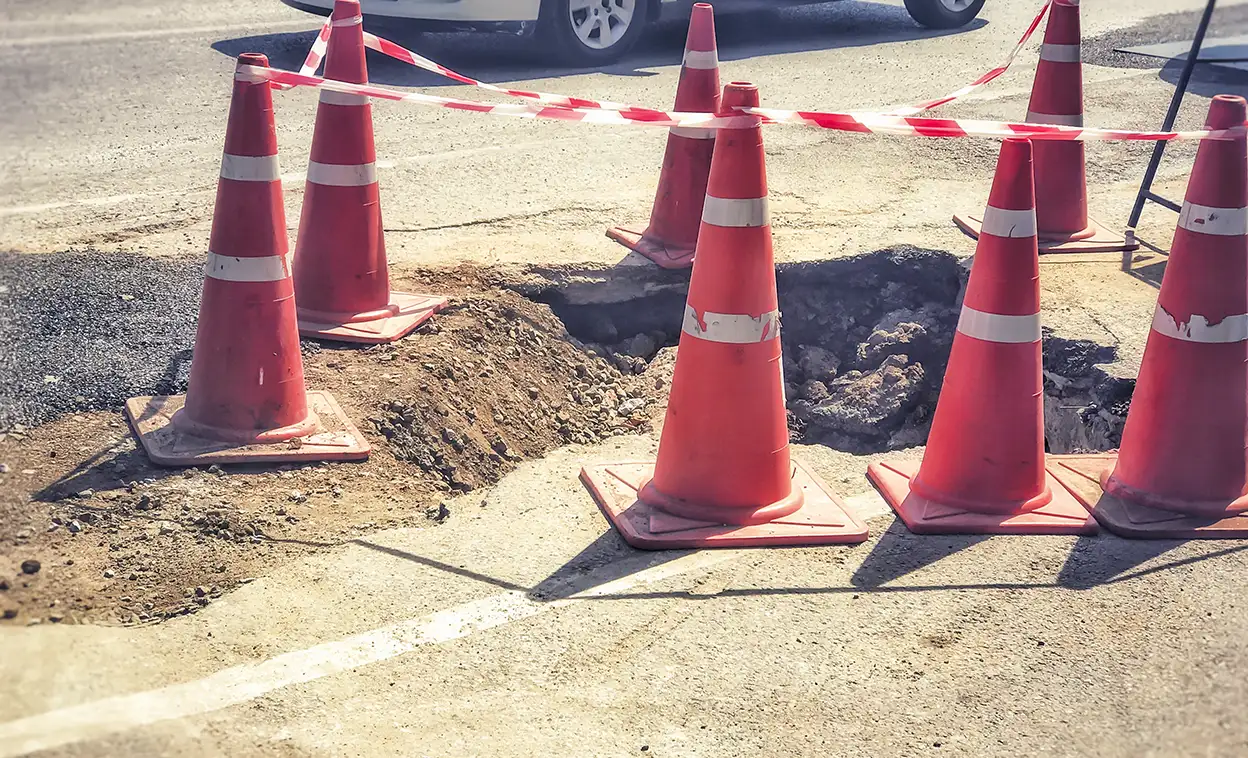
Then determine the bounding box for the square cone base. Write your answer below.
[867,459,1098,535]
[1049,454,1248,539]
[605,225,695,270]
[579,460,869,549]
[125,390,370,467]
[298,292,448,345]
[953,213,1139,254]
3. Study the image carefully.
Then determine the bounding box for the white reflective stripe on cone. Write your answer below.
[1024,111,1083,127]
[702,195,769,227]
[1039,43,1080,63]
[682,49,718,70]
[1152,304,1248,343]
[669,126,717,139]
[220,154,280,182]
[306,161,378,187]
[1177,201,1248,236]
[233,69,266,83]
[320,90,370,106]
[979,205,1037,238]
[682,306,780,344]
[204,252,290,282]
[956,306,1041,343]
[331,14,363,26]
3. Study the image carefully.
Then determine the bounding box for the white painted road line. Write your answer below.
[0,549,736,758]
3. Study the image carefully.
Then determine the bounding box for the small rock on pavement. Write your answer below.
[288,490,307,503]
[20,560,41,575]
[67,520,82,534]
[426,502,451,522]
[15,529,31,540]
[0,463,9,474]
[0,578,9,591]
[103,569,115,579]
[194,586,207,597]
[75,489,94,499]
[2,608,16,620]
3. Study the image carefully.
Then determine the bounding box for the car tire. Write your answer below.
[537,0,646,67]
[902,0,986,29]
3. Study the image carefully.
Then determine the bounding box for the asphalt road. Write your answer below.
[4,0,1246,269]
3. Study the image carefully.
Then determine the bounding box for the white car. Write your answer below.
[281,0,986,66]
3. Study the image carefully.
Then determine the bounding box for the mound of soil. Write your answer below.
[0,267,661,626]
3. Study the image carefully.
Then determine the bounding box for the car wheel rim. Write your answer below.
[938,0,973,11]
[568,0,636,50]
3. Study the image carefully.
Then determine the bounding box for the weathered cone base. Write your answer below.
[868,459,1098,535]
[1050,454,1248,538]
[605,225,696,269]
[953,212,1138,254]
[126,390,370,466]
[580,460,868,549]
[298,292,448,344]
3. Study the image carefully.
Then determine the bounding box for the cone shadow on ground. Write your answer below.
[849,519,990,588]
[212,2,982,88]
[335,522,1248,603]
[349,527,692,602]
[1055,534,1187,589]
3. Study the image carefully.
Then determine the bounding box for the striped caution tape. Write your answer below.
[306,0,1048,121]
[883,0,1053,116]
[243,64,1240,141]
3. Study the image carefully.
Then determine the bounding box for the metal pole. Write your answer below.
[1126,0,1217,232]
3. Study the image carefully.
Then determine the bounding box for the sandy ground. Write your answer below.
[4,0,1248,754]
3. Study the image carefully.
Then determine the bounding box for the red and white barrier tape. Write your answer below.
[273,14,332,90]
[300,0,1046,118]
[244,64,1239,141]
[883,0,1052,115]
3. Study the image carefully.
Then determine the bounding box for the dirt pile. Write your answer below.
[0,264,662,626]
[366,295,657,492]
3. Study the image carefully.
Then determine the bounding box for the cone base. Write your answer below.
[298,292,448,344]
[580,460,868,549]
[605,225,696,270]
[125,390,370,467]
[953,213,1139,254]
[1050,454,1248,539]
[867,459,1097,535]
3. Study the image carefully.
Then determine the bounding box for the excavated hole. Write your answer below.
[518,246,1134,455]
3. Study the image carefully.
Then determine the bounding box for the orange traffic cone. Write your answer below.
[1050,95,1248,538]
[293,0,446,343]
[870,139,1095,535]
[954,0,1136,254]
[125,54,370,466]
[606,3,721,269]
[582,83,869,549]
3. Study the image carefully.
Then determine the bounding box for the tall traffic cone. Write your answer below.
[870,139,1096,535]
[606,3,721,269]
[1050,95,1248,538]
[125,54,370,466]
[954,0,1137,255]
[582,83,869,549]
[293,0,446,344]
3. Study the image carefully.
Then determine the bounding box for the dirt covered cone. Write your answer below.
[953,0,1137,254]
[1051,95,1248,538]
[582,82,869,549]
[125,53,370,466]
[292,0,447,343]
[606,3,721,269]
[869,139,1096,535]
